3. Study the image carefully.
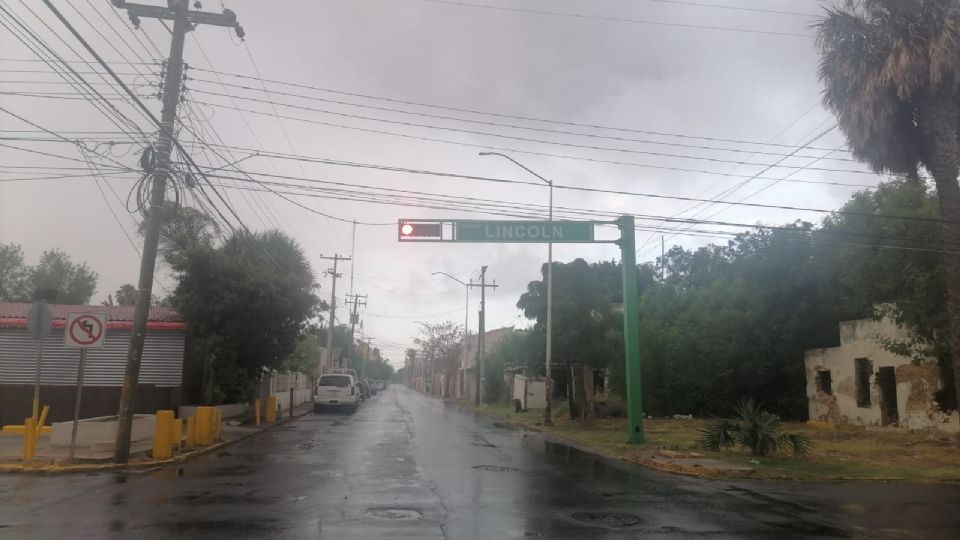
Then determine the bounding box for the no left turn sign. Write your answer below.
[65,312,108,348]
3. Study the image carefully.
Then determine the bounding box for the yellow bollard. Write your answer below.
[23,417,36,460]
[265,395,277,423]
[153,410,174,459]
[172,418,183,451]
[254,399,261,427]
[185,416,196,449]
[212,408,222,441]
[195,406,212,446]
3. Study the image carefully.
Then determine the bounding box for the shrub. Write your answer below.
[698,398,813,457]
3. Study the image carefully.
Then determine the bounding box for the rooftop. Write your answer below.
[0,302,182,323]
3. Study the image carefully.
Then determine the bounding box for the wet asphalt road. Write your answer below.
[0,386,958,539]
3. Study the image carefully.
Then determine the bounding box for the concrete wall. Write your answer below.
[50,414,155,447]
[179,403,247,420]
[805,318,952,430]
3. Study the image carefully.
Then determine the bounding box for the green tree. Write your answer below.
[282,325,324,375]
[484,329,535,403]
[114,284,138,306]
[172,230,319,403]
[29,249,98,304]
[817,180,954,407]
[147,203,221,269]
[0,243,30,301]
[817,0,960,405]
[364,347,396,381]
[414,321,463,397]
[518,259,622,375]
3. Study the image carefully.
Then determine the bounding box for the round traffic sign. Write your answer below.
[68,314,104,347]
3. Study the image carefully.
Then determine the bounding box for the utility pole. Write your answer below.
[661,236,666,281]
[468,266,497,406]
[359,336,373,379]
[109,0,243,464]
[345,221,359,369]
[346,293,367,371]
[320,254,350,370]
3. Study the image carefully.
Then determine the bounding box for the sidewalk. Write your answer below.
[0,402,313,473]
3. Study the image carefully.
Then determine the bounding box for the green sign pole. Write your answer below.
[617,215,644,444]
[399,216,645,444]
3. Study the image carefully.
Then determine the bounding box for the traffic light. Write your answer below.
[398,221,442,241]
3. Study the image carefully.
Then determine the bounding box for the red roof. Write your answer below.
[0,303,185,331]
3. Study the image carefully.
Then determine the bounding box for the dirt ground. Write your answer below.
[476,403,960,482]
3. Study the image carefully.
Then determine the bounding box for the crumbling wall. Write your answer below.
[897,364,945,430]
[806,317,948,430]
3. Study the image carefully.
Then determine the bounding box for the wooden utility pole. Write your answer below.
[108,0,243,463]
[346,293,367,370]
[469,266,497,405]
[320,254,350,370]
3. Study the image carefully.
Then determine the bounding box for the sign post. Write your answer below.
[64,312,108,460]
[398,217,645,443]
[26,300,53,423]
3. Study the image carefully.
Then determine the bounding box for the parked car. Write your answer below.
[375,380,386,391]
[357,380,370,400]
[367,379,377,396]
[313,373,359,413]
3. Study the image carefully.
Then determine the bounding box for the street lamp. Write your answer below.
[478,151,554,426]
[432,271,472,400]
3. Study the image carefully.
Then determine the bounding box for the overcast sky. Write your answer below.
[0,0,877,367]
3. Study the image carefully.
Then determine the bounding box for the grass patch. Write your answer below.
[467,402,960,482]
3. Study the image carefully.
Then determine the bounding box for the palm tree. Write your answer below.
[817,0,960,406]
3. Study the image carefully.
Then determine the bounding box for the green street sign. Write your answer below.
[454,220,594,243]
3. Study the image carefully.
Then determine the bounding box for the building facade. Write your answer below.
[0,303,186,426]
[804,317,957,432]
[458,327,513,402]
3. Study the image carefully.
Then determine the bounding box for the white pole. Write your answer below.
[544,181,554,425]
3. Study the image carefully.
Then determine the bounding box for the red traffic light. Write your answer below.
[398,221,442,240]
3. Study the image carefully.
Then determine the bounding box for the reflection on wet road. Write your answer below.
[0,386,957,539]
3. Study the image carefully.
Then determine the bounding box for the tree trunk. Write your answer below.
[918,92,960,408]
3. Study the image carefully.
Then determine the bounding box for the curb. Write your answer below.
[0,406,313,474]
[454,400,732,479]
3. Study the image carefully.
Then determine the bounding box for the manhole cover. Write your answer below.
[364,508,422,520]
[473,465,517,472]
[571,512,641,528]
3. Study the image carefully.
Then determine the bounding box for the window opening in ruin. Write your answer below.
[855,357,872,407]
[815,370,832,395]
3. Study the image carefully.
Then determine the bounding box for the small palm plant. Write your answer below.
[699,398,813,457]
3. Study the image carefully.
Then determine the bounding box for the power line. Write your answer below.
[413,0,810,37]
[0,129,936,227]
[635,102,825,251]
[182,77,858,163]
[212,179,959,256]
[638,120,839,255]
[1,58,852,154]
[191,99,876,188]
[648,0,817,17]
[199,174,954,249]
[189,88,875,175]
[37,0,266,258]
[0,5,150,144]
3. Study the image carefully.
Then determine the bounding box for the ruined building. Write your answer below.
[804,317,958,433]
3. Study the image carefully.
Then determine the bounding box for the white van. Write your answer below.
[314,373,359,413]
